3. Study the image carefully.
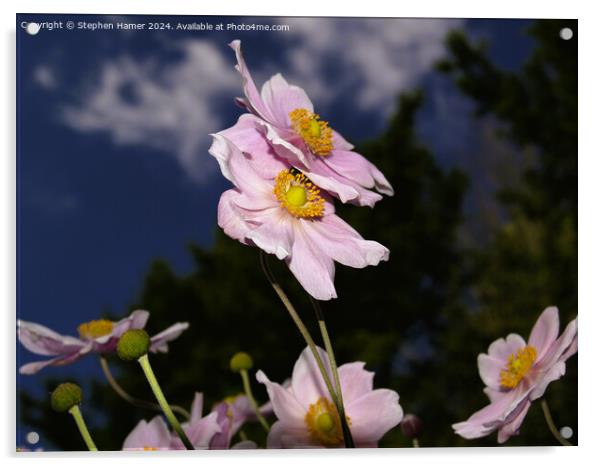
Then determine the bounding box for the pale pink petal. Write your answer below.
[216,114,289,179]
[245,208,294,260]
[104,310,150,344]
[256,370,306,427]
[19,347,91,375]
[529,362,566,401]
[307,160,384,207]
[497,399,531,444]
[175,412,221,450]
[324,149,394,196]
[190,392,204,422]
[17,320,85,356]
[332,130,354,151]
[286,222,337,301]
[477,354,505,389]
[123,417,172,450]
[209,134,273,196]
[291,346,333,409]
[345,389,403,444]
[483,386,505,403]
[150,322,189,353]
[217,190,257,245]
[260,73,314,128]
[253,117,312,168]
[536,317,577,371]
[267,421,315,449]
[487,334,527,362]
[303,215,389,269]
[229,40,276,123]
[338,362,374,403]
[528,306,560,361]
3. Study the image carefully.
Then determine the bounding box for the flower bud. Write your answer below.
[51,382,82,413]
[400,413,424,439]
[229,351,254,372]
[117,329,150,361]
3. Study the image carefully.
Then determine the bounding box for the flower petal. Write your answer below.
[190,392,204,422]
[123,416,172,450]
[216,114,289,179]
[260,73,314,128]
[209,134,273,195]
[530,362,566,401]
[528,306,560,361]
[477,354,505,389]
[178,412,221,450]
[150,322,189,353]
[19,346,91,375]
[291,346,334,409]
[286,221,337,301]
[229,40,276,124]
[345,389,403,444]
[245,208,294,260]
[256,370,306,428]
[17,320,85,356]
[497,399,531,444]
[338,362,374,403]
[303,214,389,269]
[487,334,527,362]
[324,149,394,196]
[266,421,315,449]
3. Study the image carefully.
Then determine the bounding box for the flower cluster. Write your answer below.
[210,40,392,300]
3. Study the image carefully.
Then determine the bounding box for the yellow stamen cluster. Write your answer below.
[77,319,114,340]
[499,345,537,389]
[289,108,334,156]
[305,397,348,447]
[143,446,159,451]
[274,169,325,218]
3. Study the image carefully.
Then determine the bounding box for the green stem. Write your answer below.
[240,369,270,432]
[311,298,355,448]
[99,357,190,420]
[259,252,348,442]
[68,405,98,451]
[412,438,420,448]
[541,399,573,446]
[138,354,194,450]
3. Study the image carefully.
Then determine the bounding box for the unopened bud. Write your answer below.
[51,383,82,413]
[117,329,150,361]
[229,352,253,372]
[400,413,424,439]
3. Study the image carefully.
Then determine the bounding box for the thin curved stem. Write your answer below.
[68,405,98,451]
[240,369,270,432]
[541,399,573,446]
[310,297,355,448]
[138,354,194,450]
[259,251,354,447]
[99,356,190,420]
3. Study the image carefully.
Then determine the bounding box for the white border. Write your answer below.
[2,1,598,465]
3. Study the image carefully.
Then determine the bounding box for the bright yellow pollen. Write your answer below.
[305,397,348,447]
[143,446,159,451]
[274,169,325,219]
[499,345,537,389]
[77,319,114,339]
[289,108,334,156]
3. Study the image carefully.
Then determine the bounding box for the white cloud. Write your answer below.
[33,65,58,90]
[62,40,239,182]
[277,18,463,116]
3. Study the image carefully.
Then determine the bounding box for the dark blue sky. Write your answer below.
[16,14,534,447]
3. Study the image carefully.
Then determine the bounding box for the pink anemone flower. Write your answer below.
[209,394,272,449]
[18,310,189,374]
[209,134,389,300]
[218,40,393,208]
[453,306,577,443]
[256,346,403,448]
[122,393,221,450]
